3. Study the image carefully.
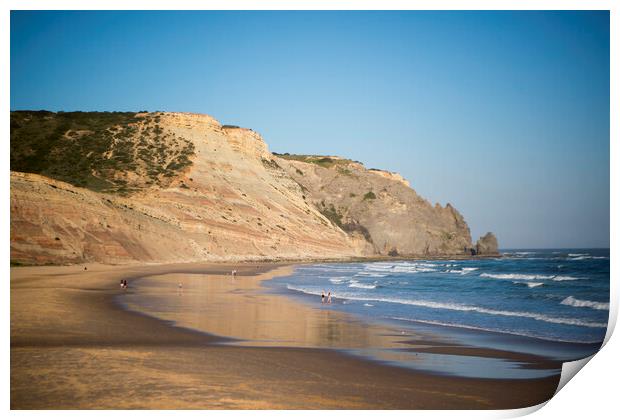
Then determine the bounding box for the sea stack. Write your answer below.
[475,232,499,255]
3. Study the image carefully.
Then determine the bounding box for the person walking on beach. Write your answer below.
[321,291,326,304]
[327,291,332,304]
[120,279,124,289]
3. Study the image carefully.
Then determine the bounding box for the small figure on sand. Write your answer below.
[327,291,332,304]
[232,269,237,277]
[321,291,325,304]
[120,279,128,289]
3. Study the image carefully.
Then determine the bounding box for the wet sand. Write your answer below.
[120,270,573,378]
[11,262,561,409]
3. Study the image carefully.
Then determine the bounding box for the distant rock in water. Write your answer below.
[476,232,499,255]
[10,111,497,265]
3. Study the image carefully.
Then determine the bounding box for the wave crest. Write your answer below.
[561,296,609,311]
[513,281,544,288]
[480,273,581,281]
[348,280,376,289]
[285,285,607,328]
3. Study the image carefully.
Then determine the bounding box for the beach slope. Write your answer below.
[11,263,559,409]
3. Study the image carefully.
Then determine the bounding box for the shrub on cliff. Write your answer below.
[10,111,195,195]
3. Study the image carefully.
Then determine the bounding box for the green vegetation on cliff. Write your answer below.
[273,153,361,169]
[10,111,195,194]
[318,201,373,243]
[363,191,376,200]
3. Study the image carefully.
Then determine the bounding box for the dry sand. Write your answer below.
[11,262,561,409]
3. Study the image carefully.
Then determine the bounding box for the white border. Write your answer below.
[3,2,617,419]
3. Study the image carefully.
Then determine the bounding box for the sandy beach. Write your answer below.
[11,262,562,409]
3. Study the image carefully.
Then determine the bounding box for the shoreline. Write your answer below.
[10,252,503,268]
[276,278,605,348]
[120,264,598,379]
[12,261,562,409]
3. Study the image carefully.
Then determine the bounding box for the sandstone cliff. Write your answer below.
[475,232,500,255]
[274,155,473,256]
[10,111,493,265]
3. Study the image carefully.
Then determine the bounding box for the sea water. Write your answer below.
[268,249,610,345]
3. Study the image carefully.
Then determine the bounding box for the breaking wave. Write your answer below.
[285,285,606,328]
[388,317,602,344]
[569,256,608,261]
[480,273,581,281]
[348,280,376,289]
[362,262,439,274]
[513,281,544,288]
[447,267,479,275]
[354,272,388,278]
[561,296,609,311]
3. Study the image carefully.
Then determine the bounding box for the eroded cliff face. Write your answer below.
[10,111,487,265]
[274,156,473,257]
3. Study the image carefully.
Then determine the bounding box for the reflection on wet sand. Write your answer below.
[123,267,421,350]
[120,267,561,379]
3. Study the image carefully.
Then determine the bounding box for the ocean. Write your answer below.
[268,249,610,345]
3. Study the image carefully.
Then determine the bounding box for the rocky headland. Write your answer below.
[10,111,498,265]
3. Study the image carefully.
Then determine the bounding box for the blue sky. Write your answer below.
[10,11,610,248]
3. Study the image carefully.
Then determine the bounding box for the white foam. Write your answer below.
[569,255,608,261]
[363,303,374,307]
[354,272,387,278]
[329,277,347,284]
[397,267,438,273]
[448,267,479,275]
[512,281,544,288]
[480,273,581,281]
[284,285,607,329]
[388,317,602,344]
[561,296,609,311]
[552,276,582,281]
[348,280,376,289]
[362,262,439,274]
[480,273,554,281]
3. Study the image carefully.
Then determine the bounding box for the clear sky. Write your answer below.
[10,11,610,249]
